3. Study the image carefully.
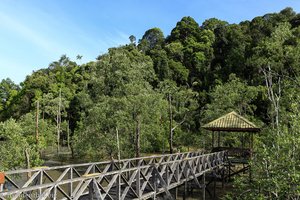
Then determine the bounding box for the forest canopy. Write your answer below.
[1,7,300,198]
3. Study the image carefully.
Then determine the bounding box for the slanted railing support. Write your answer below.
[0,151,226,200]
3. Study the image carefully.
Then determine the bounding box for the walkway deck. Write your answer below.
[0,151,226,200]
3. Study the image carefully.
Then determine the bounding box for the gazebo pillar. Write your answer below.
[212,131,215,148]
[217,131,220,147]
[202,111,260,156]
[202,111,260,182]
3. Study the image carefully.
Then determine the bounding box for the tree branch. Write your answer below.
[171,115,186,132]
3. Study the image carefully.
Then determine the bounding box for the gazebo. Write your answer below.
[202,111,260,178]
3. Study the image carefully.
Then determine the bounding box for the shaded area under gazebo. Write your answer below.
[202,111,260,179]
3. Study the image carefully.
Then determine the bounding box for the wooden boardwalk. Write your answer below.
[0,151,226,200]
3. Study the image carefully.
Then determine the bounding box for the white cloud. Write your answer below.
[115,30,130,43]
[0,3,132,83]
[0,11,67,57]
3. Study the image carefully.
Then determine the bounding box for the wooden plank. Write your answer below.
[0,151,227,200]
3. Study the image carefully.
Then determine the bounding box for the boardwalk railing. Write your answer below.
[0,151,226,200]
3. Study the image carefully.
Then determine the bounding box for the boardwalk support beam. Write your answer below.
[0,151,227,200]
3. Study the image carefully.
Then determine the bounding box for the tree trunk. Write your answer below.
[70,143,75,158]
[135,115,141,158]
[57,88,62,154]
[168,93,173,154]
[67,120,70,151]
[57,113,60,154]
[262,65,281,130]
[35,100,39,145]
[116,127,121,161]
[25,148,31,178]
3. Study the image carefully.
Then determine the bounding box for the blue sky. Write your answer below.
[0,0,300,83]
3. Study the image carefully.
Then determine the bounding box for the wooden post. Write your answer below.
[242,132,245,149]
[69,168,73,197]
[202,174,206,200]
[222,166,225,188]
[116,127,121,161]
[88,180,94,200]
[166,164,169,188]
[135,115,141,158]
[183,181,187,200]
[116,173,121,200]
[136,168,141,198]
[183,160,188,200]
[251,133,254,150]
[176,161,180,187]
[214,173,216,199]
[212,131,215,148]
[38,171,43,197]
[248,132,251,148]
[217,131,220,147]
[0,172,5,192]
[249,132,254,182]
[51,186,57,200]
[151,165,157,199]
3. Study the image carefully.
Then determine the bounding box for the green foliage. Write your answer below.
[0,119,43,171]
[0,10,300,197]
[19,113,56,148]
[250,22,297,74]
[202,18,228,31]
[228,56,300,199]
[168,16,202,44]
[204,74,262,121]
[0,119,26,170]
[139,28,165,52]
[159,80,199,150]
[0,78,20,119]
[73,47,169,159]
[233,114,300,199]
[202,74,263,148]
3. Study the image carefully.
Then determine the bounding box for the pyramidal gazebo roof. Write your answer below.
[202,111,260,132]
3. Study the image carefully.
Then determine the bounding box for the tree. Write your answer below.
[76,55,83,60]
[168,16,202,44]
[41,90,69,153]
[0,119,43,171]
[0,119,27,170]
[73,46,167,159]
[204,74,261,121]
[201,74,262,148]
[1,8,300,188]
[19,113,56,150]
[0,78,20,120]
[159,80,198,153]
[232,79,300,199]
[202,18,228,31]
[249,22,300,124]
[129,35,136,45]
[139,28,165,52]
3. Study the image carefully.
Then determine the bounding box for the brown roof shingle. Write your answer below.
[202,111,260,132]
